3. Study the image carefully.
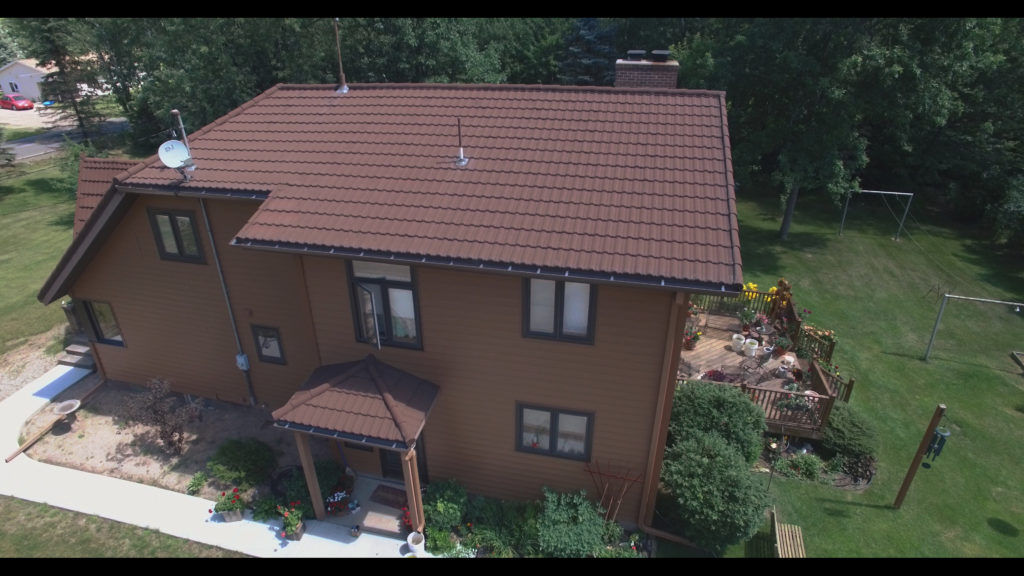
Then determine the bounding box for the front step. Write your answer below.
[64,343,91,356]
[57,352,94,369]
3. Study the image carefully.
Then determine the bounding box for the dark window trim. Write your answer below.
[346,260,423,350]
[82,300,125,347]
[515,403,594,462]
[147,208,206,263]
[251,325,286,365]
[522,278,597,344]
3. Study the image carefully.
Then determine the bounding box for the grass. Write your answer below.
[0,163,75,355]
[0,495,247,557]
[659,190,1024,557]
[2,127,48,141]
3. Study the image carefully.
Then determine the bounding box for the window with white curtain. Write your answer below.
[516,403,593,461]
[524,278,596,343]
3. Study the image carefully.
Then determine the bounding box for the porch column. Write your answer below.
[293,431,327,521]
[402,447,425,532]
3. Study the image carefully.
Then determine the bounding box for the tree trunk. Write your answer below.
[778,184,801,240]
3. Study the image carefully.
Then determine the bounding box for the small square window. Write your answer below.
[148,209,204,263]
[252,325,285,365]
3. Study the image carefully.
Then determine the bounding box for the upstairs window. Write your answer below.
[83,300,124,346]
[148,209,204,263]
[523,278,596,343]
[349,260,421,349]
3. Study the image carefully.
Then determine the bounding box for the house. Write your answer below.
[38,52,743,533]
[0,58,54,101]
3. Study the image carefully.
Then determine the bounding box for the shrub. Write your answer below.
[464,494,541,557]
[423,478,467,532]
[536,488,607,558]
[462,525,517,558]
[780,452,824,481]
[252,494,280,522]
[205,438,276,490]
[670,381,766,465]
[821,402,879,460]
[122,378,200,455]
[186,471,208,495]
[660,433,770,556]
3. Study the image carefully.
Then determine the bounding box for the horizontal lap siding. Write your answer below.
[73,196,244,400]
[73,197,319,407]
[206,201,320,409]
[302,259,672,524]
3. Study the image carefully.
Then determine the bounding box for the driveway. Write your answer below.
[1,106,130,161]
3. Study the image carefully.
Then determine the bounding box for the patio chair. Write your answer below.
[741,345,773,373]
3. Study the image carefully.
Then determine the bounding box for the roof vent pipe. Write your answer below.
[650,49,671,62]
[627,49,646,61]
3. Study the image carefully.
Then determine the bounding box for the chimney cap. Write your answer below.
[626,50,646,61]
[650,50,671,62]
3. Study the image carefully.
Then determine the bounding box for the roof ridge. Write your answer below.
[364,355,418,445]
[272,82,726,98]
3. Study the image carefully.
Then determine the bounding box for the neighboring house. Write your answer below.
[38,53,743,533]
[0,58,54,101]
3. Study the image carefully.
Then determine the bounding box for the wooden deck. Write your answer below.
[679,312,838,440]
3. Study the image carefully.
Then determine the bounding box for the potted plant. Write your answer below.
[278,501,305,540]
[737,307,757,331]
[773,335,792,357]
[210,487,246,522]
[682,327,702,350]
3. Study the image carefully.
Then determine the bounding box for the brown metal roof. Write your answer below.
[271,354,439,448]
[120,83,743,290]
[74,157,139,237]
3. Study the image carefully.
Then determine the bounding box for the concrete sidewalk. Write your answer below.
[0,365,417,558]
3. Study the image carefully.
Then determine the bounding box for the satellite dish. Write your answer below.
[158,140,193,170]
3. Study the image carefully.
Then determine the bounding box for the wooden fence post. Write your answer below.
[893,404,946,509]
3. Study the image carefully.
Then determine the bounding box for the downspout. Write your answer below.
[638,291,697,546]
[199,198,257,406]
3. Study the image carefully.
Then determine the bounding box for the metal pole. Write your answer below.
[839,192,852,236]
[896,194,912,241]
[923,294,949,362]
[894,404,946,509]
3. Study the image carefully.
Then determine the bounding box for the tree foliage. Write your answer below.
[669,380,766,465]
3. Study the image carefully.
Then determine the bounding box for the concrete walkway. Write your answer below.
[0,365,418,558]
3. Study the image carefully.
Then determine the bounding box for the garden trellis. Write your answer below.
[839,189,914,240]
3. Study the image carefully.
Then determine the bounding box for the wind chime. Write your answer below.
[924,424,952,462]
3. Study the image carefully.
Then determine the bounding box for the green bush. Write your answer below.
[423,478,467,532]
[251,495,280,522]
[536,488,607,558]
[186,471,208,495]
[780,452,824,481]
[205,438,276,490]
[670,381,766,465]
[821,402,879,460]
[462,525,517,558]
[282,459,348,518]
[660,433,770,556]
[464,494,541,557]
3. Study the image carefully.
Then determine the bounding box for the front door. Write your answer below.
[379,436,428,483]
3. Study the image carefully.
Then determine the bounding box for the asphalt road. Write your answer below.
[1,107,130,161]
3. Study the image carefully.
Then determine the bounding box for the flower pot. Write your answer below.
[407,530,426,555]
[220,509,243,523]
[744,339,758,357]
[732,333,747,352]
[285,522,305,541]
[351,525,361,538]
[683,338,696,351]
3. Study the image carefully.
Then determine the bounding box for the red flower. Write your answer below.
[283,511,289,517]
[221,492,226,497]
[281,531,286,537]
[208,509,212,514]
[232,488,239,493]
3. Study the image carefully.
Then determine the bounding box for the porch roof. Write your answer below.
[271,355,439,450]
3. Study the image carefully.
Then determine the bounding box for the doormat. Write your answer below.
[370,484,407,510]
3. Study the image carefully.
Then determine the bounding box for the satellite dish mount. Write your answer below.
[158,110,196,182]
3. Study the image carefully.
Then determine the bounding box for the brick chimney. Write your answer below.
[614,49,679,89]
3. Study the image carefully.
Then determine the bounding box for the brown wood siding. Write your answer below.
[71,196,319,408]
[301,259,672,525]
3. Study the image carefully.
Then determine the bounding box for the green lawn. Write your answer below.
[705,191,1024,557]
[0,165,74,355]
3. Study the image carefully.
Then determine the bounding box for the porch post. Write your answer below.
[293,431,327,520]
[402,448,424,532]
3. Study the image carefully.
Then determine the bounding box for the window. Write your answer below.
[349,260,421,349]
[83,301,124,346]
[252,325,285,364]
[148,209,204,263]
[523,278,596,342]
[516,404,593,461]
[8,81,18,92]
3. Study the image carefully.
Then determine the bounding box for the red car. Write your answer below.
[0,93,35,111]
